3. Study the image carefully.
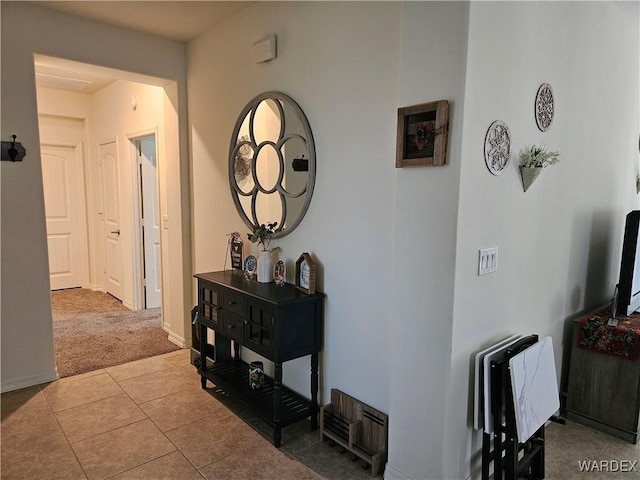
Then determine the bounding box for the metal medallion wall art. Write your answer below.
[484,120,512,175]
[535,83,554,132]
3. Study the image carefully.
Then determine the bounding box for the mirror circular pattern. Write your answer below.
[229,92,316,238]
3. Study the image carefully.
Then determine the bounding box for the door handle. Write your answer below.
[110,229,121,235]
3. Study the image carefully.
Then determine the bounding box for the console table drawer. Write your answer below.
[221,291,245,316]
[221,314,244,343]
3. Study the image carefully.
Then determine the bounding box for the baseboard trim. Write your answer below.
[1,368,59,393]
[166,330,188,348]
[384,464,413,480]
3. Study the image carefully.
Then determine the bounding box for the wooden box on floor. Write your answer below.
[320,389,388,477]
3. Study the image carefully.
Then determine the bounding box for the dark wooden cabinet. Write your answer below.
[566,318,640,443]
[194,270,324,447]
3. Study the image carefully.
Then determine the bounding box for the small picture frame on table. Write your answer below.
[396,100,449,168]
[295,253,316,295]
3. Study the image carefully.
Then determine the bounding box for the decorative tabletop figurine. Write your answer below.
[244,255,257,280]
[274,260,286,286]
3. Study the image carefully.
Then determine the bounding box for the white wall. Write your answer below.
[388,4,469,479]
[3,1,638,478]
[189,2,638,479]
[189,0,401,408]
[445,2,640,479]
[188,2,471,478]
[1,2,191,391]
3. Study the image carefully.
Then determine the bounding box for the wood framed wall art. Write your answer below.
[295,252,316,294]
[396,100,449,168]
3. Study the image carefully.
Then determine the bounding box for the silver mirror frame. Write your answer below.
[229,92,316,238]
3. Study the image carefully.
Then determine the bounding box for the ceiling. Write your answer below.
[32,1,254,93]
[32,1,255,42]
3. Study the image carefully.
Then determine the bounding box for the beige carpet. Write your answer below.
[52,288,180,378]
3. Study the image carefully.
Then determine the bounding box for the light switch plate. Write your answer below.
[479,247,498,275]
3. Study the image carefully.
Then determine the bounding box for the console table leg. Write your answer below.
[311,353,319,430]
[273,362,283,447]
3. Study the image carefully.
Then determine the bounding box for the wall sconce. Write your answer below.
[1,135,26,162]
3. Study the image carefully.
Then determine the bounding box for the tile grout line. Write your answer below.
[281,446,327,480]
[45,390,127,415]
[144,391,259,479]
[104,352,191,383]
[35,383,92,480]
[56,365,175,479]
[104,360,210,479]
[13,352,347,480]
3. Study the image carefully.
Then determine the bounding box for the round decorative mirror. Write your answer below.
[229,92,316,238]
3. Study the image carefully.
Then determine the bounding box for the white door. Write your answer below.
[99,141,124,301]
[138,137,162,309]
[41,145,83,290]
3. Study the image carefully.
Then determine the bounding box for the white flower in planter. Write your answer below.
[519,145,560,168]
[519,145,560,192]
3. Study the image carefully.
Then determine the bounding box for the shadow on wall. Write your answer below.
[560,209,618,412]
[584,210,616,305]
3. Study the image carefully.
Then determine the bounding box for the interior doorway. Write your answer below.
[35,54,186,377]
[133,135,162,309]
[36,63,169,312]
[34,55,191,364]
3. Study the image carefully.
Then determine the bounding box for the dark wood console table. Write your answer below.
[194,270,324,447]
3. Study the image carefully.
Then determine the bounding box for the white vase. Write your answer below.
[257,249,273,283]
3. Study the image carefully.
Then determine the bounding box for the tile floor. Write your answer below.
[1,349,638,480]
[544,420,640,480]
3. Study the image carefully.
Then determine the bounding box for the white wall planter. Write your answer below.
[520,166,542,192]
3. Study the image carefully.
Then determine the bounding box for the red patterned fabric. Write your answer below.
[577,305,640,361]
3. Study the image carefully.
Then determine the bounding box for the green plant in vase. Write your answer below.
[248,222,278,283]
[247,221,277,251]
